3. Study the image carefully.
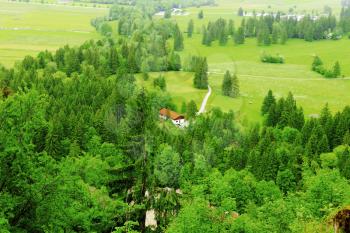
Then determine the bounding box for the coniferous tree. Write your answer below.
[193,57,208,89]
[280,26,288,44]
[261,90,276,115]
[304,24,314,42]
[231,73,240,97]
[343,131,350,145]
[168,51,181,71]
[312,56,323,71]
[202,27,212,46]
[257,21,271,46]
[271,22,280,44]
[187,100,198,119]
[245,18,256,37]
[333,61,341,78]
[198,10,204,19]
[228,19,235,37]
[173,24,184,51]
[187,19,194,38]
[234,27,245,44]
[222,70,232,96]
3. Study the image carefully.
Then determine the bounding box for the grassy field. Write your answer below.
[2,0,349,124]
[152,0,350,123]
[136,72,208,113]
[0,0,107,67]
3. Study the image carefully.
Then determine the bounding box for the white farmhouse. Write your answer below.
[159,108,186,127]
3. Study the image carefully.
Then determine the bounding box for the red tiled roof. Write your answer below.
[159,108,184,120]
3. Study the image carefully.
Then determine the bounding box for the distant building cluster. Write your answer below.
[154,8,189,16]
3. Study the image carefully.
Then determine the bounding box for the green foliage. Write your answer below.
[173,23,184,51]
[154,144,181,187]
[193,57,208,89]
[234,27,245,44]
[222,70,232,97]
[164,9,172,18]
[3,3,350,231]
[312,56,341,78]
[261,90,276,115]
[153,75,167,91]
[198,10,204,19]
[187,19,194,38]
[333,61,341,77]
[99,22,113,37]
[186,100,198,119]
[260,52,285,64]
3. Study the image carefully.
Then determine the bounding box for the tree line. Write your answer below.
[197,13,340,46]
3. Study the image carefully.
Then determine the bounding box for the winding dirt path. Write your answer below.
[198,85,212,114]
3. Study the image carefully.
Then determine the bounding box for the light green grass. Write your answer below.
[138,68,350,124]
[180,36,350,119]
[155,37,350,123]
[136,72,208,113]
[0,0,107,67]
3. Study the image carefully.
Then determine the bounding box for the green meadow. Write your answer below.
[150,0,350,123]
[0,0,107,67]
[183,36,350,122]
[1,0,350,123]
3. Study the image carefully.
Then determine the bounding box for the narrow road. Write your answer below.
[198,85,212,115]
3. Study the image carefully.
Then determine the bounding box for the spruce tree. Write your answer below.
[173,24,184,51]
[312,56,323,71]
[333,61,341,78]
[187,19,194,38]
[271,22,280,44]
[261,90,276,115]
[198,10,204,19]
[228,19,235,36]
[200,58,209,89]
[280,26,288,44]
[219,28,228,46]
[231,73,240,97]
[266,103,277,126]
[343,130,350,145]
[193,57,208,89]
[257,21,271,46]
[222,70,233,96]
[202,28,212,46]
[234,27,245,45]
[187,100,198,119]
[304,24,314,42]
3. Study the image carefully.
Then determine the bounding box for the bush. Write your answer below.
[153,75,166,91]
[142,73,149,81]
[260,53,284,64]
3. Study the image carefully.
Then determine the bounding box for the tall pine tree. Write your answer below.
[173,24,184,51]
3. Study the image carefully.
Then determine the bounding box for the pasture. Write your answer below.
[0,0,107,67]
[153,0,350,123]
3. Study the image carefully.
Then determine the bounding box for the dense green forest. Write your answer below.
[1,37,350,233]
[1,0,350,233]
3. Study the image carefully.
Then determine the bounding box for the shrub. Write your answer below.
[153,75,166,91]
[260,53,284,64]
